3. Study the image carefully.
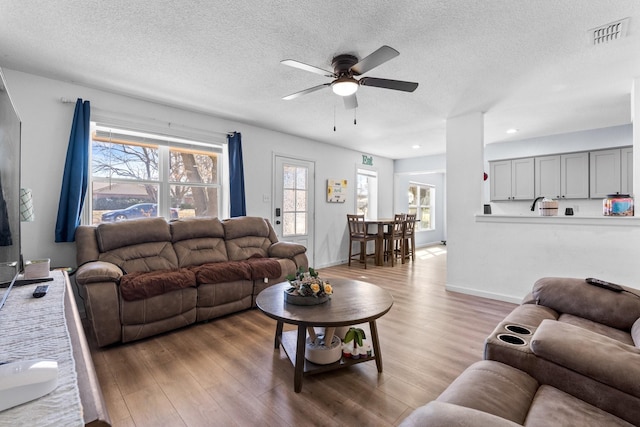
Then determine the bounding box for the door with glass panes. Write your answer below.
[274,156,315,265]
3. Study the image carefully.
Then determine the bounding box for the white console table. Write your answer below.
[0,270,110,426]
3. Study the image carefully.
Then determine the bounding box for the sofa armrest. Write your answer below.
[531,319,640,398]
[532,277,640,330]
[268,241,306,259]
[76,261,123,285]
[399,401,521,427]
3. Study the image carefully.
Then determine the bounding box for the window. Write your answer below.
[408,183,435,230]
[89,125,225,224]
[282,164,308,237]
[356,169,378,219]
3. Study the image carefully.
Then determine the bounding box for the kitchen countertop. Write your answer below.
[476,214,640,226]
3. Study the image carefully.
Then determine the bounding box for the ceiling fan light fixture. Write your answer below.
[332,78,359,96]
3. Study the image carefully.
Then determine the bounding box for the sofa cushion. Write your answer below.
[170,217,225,241]
[531,319,640,398]
[171,217,228,267]
[532,277,640,331]
[399,401,521,427]
[223,217,273,260]
[244,257,282,280]
[119,268,196,301]
[557,313,635,346]
[524,385,634,427]
[191,261,251,284]
[99,241,179,273]
[436,361,538,425]
[96,217,172,251]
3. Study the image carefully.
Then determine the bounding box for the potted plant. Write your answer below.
[343,327,366,359]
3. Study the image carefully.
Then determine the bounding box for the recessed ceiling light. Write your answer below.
[412,144,420,149]
[506,128,519,134]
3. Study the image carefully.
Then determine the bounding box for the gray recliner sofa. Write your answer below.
[401,277,640,426]
[75,216,308,347]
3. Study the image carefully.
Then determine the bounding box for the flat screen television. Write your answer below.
[0,67,22,303]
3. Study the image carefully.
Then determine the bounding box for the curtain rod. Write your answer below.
[59,97,234,138]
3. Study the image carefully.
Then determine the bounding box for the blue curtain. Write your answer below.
[55,99,90,242]
[227,131,246,217]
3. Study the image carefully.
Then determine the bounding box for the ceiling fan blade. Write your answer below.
[350,45,399,75]
[281,59,334,77]
[282,83,331,100]
[343,94,358,110]
[359,77,418,92]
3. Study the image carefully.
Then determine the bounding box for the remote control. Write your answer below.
[585,278,624,292]
[32,285,49,298]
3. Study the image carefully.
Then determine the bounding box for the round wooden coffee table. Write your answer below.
[256,278,393,392]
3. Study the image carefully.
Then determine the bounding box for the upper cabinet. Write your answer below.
[490,158,534,201]
[535,153,589,199]
[491,147,632,202]
[621,147,633,195]
[589,148,633,198]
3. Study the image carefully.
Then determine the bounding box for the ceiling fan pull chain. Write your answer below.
[354,108,357,125]
[334,104,337,132]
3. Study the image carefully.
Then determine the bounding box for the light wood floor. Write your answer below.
[89,246,517,427]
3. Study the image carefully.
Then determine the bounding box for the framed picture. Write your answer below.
[327,179,347,203]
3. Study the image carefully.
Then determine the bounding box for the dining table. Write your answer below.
[363,218,395,266]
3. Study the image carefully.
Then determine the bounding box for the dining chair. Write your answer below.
[403,213,417,262]
[384,213,406,266]
[347,214,376,269]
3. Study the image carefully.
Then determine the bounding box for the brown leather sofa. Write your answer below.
[75,216,308,347]
[401,277,640,426]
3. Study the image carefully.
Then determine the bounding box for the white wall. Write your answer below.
[446,114,640,303]
[4,69,394,270]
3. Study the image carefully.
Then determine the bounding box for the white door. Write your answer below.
[274,156,315,265]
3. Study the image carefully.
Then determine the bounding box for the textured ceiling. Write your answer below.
[1,1,639,159]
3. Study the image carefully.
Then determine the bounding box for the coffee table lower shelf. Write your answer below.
[279,330,377,376]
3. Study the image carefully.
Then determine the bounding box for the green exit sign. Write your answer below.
[362,155,373,166]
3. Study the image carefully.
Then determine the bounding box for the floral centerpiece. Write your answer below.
[284,267,332,306]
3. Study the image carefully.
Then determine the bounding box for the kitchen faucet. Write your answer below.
[531,196,545,211]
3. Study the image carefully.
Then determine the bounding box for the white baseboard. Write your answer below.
[445,284,523,304]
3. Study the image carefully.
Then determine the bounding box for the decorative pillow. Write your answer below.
[119,268,196,301]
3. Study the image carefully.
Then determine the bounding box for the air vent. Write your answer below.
[589,18,629,45]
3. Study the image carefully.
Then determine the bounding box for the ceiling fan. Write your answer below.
[281,45,418,110]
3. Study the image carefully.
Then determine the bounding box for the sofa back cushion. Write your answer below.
[95,217,178,273]
[532,277,640,331]
[223,216,274,261]
[170,217,228,267]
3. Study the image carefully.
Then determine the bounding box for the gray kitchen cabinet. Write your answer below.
[490,158,534,201]
[535,152,589,199]
[621,147,633,195]
[590,149,621,198]
[589,147,633,198]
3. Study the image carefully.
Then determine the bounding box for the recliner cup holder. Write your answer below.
[505,324,532,335]
[497,334,527,346]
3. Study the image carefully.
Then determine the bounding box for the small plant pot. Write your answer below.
[351,352,360,360]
